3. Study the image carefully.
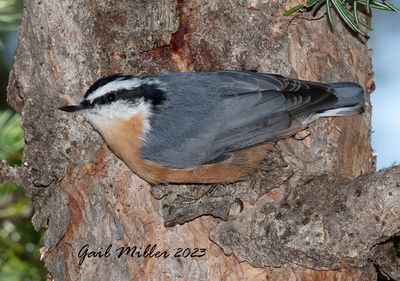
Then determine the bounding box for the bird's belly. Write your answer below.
[98,113,271,184]
[125,143,271,184]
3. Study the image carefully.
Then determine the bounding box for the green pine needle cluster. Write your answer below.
[284,0,400,36]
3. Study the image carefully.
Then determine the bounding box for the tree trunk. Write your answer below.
[3,0,400,280]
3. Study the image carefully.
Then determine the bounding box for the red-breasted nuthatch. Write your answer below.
[59,71,364,184]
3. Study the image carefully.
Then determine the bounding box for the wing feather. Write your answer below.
[141,71,338,168]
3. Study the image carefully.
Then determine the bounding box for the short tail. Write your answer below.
[318,82,365,117]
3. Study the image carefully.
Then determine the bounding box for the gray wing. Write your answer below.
[141,71,338,168]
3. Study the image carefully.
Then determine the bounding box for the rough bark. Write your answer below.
[3,0,399,280]
[373,241,400,280]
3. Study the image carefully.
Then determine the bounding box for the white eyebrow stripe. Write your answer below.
[86,78,142,102]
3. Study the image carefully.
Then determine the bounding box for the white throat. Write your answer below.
[82,98,152,139]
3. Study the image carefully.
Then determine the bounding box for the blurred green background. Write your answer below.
[0,0,47,280]
[0,1,398,281]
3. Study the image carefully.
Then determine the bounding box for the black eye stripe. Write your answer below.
[116,84,166,107]
[89,84,166,108]
[91,92,118,105]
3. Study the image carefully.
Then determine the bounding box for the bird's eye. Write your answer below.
[107,92,117,102]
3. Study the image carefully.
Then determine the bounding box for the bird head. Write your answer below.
[59,74,166,135]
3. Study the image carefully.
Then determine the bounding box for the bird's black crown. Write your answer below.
[84,74,167,108]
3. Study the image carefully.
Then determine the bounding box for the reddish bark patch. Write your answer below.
[142,0,195,70]
[196,39,216,70]
[171,0,190,52]
[170,0,194,71]
[142,45,171,64]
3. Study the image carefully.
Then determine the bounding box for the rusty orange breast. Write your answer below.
[98,113,270,184]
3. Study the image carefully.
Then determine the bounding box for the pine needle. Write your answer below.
[284,0,400,37]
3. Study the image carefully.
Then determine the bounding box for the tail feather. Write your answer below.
[317,82,365,117]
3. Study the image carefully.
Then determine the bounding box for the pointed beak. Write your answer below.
[58,104,86,113]
[59,100,91,113]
